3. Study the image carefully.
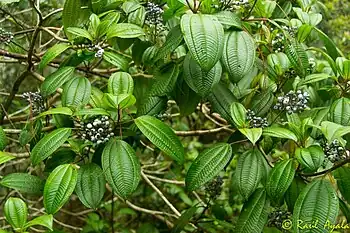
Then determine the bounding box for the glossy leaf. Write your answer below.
[66,27,93,41]
[102,140,141,198]
[24,214,53,231]
[103,51,129,71]
[263,127,298,141]
[295,146,324,173]
[0,173,45,194]
[239,128,262,145]
[62,0,86,40]
[44,164,78,214]
[4,197,27,230]
[108,72,134,95]
[31,128,71,165]
[155,25,184,62]
[62,76,91,108]
[181,14,224,72]
[41,67,75,96]
[135,116,184,164]
[329,97,350,126]
[39,44,71,70]
[107,23,145,39]
[186,143,232,191]
[230,102,247,128]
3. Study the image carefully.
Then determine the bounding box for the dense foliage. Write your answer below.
[0,0,350,232]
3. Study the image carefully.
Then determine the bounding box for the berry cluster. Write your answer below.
[281,25,298,37]
[78,116,114,145]
[0,28,13,44]
[322,139,349,163]
[205,176,224,199]
[267,209,292,231]
[218,0,249,11]
[271,26,297,53]
[246,109,269,128]
[145,2,165,34]
[22,92,45,114]
[88,44,104,58]
[274,90,309,114]
[284,68,297,79]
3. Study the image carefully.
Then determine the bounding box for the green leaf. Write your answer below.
[62,0,87,40]
[314,27,342,60]
[135,116,184,164]
[89,86,104,108]
[214,11,242,30]
[107,23,145,39]
[150,63,179,96]
[320,121,343,142]
[75,163,106,209]
[297,24,314,42]
[263,127,298,141]
[186,143,232,191]
[0,151,15,165]
[239,128,262,145]
[266,159,295,201]
[137,96,167,117]
[155,25,184,62]
[293,179,339,233]
[235,148,264,200]
[24,215,53,231]
[333,167,350,204]
[62,76,91,108]
[30,128,72,165]
[4,197,27,230]
[235,188,270,233]
[339,199,350,223]
[39,44,71,70]
[74,108,110,116]
[329,97,350,126]
[183,54,222,97]
[67,27,93,41]
[40,107,73,117]
[267,52,290,75]
[103,51,129,71]
[108,72,134,95]
[0,126,7,151]
[45,149,76,172]
[102,140,141,198]
[44,164,78,214]
[90,0,108,14]
[172,206,199,233]
[295,146,324,173]
[285,40,309,78]
[284,176,306,212]
[181,14,224,72]
[41,67,75,97]
[173,76,201,116]
[251,91,274,116]
[208,82,237,125]
[298,73,330,87]
[0,173,45,194]
[230,102,247,128]
[128,6,145,26]
[222,30,255,82]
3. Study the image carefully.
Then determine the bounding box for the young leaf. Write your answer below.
[24,214,53,231]
[266,159,295,201]
[103,51,129,71]
[107,23,145,39]
[333,167,350,204]
[0,151,15,165]
[235,148,264,200]
[293,179,339,233]
[239,128,262,145]
[66,27,93,41]
[235,188,270,233]
[0,173,45,194]
[4,197,28,231]
[221,30,255,82]
[62,76,91,108]
[41,67,75,96]
[108,72,134,95]
[30,128,72,165]
[230,102,247,128]
[263,127,298,142]
[44,164,78,214]
[39,44,71,70]
[180,14,224,72]
[102,140,141,198]
[0,126,7,150]
[75,163,106,209]
[183,54,222,97]
[186,143,232,191]
[135,116,185,164]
